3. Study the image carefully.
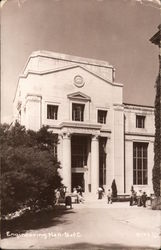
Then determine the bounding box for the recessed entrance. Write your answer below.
[72,173,84,191]
[71,135,88,192]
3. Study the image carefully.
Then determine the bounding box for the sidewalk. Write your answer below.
[72,198,151,209]
[1,200,160,250]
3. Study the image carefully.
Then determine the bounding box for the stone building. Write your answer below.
[13,51,155,195]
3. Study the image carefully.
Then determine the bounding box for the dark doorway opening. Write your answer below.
[72,173,84,192]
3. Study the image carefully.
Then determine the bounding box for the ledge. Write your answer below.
[125,132,154,137]
[59,122,102,130]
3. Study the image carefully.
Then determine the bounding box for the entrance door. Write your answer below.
[72,173,84,191]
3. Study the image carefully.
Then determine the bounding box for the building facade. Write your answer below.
[13,51,155,194]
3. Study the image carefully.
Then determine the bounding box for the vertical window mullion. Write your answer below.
[136,146,138,185]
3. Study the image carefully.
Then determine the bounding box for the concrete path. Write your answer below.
[1,201,160,250]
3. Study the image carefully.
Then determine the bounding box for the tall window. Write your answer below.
[72,103,84,121]
[99,137,107,186]
[98,110,107,124]
[133,142,148,185]
[71,136,87,168]
[136,115,145,128]
[47,105,58,120]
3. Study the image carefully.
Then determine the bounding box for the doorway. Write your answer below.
[72,173,84,192]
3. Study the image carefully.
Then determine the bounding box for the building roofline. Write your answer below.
[24,50,114,72]
[123,102,154,109]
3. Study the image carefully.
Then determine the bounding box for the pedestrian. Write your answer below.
[101,186,105,197]
[98,187,103,199]
[129,190,134,206]
[107,189,112,204]
[137,190,142,207]
[73,187,79,203]
[61,186,66,199]
[55,189,61,205]
[77,185,83,196]
[141,192,147,207]
[133,191,137,205]
[65,191,72,209]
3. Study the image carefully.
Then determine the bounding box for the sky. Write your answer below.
[1,0,160,124]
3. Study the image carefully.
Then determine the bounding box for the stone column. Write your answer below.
[87,137,91,193]
[62,133,71,192]
[91,135,99,194]
[57,134,63,178]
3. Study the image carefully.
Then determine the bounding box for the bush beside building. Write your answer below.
[0,122,62,217]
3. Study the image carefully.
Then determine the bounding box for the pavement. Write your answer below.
[1,199,161,250]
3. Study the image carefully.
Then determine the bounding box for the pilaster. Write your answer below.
[25,95,42,131]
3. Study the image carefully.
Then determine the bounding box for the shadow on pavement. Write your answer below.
[1,205,75,239]
[49,242,158,250]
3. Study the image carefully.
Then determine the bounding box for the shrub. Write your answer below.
[111,179,117,198]
[0,122,62,216]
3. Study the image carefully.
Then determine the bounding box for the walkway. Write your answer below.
[1,200,160,250]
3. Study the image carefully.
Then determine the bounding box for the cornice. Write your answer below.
[28,50,114,69]
[123,103,154,112]
[59,122,102,130]
[67,91,91,101]
[125,132,154,138]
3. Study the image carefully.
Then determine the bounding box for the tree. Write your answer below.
[150,25,161,201]
[0,122,62,216]
[111,179,117,198]
[152,73,161,197]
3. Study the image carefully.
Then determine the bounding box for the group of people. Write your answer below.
[54,185,84,208]
[72,186,84,203]
[54,186,149,208]
[130,189,147,207]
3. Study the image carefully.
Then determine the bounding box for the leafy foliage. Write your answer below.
[153,74,161,197]
[111,179,117,198]
[0,122,62,216]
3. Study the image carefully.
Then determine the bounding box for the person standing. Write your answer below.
[55,189,61,205]
[101,186,105,197]
[133,190,137,205]
[65,191,72,209]
[141,192,147,207]
[137,190,142,206]
[98,187,103,199]
[129,190,134,206]
[77,185,83,197]
[107,189,112,204]
[62,186,67,199]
